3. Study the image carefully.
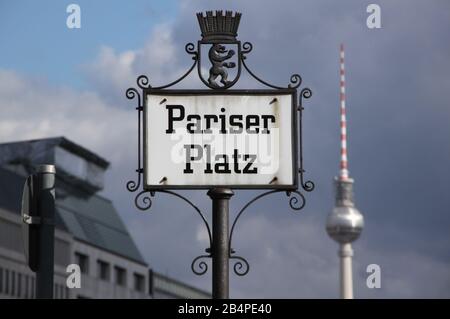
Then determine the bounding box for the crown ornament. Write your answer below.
[196,10,242,41]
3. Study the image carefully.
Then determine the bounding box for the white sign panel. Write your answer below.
[144,92,296,189]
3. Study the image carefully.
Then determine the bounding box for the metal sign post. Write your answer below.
[21,164,56,299]
[126,11,315,299]
[208,188,233,299]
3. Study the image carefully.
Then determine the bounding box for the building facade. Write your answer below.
[0,137,209,299]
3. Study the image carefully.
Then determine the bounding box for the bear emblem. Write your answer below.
[208,44,236,88]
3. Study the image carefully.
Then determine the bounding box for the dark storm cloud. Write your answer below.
[98,0,450,297]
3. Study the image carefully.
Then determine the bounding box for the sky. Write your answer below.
[1,0,450,298]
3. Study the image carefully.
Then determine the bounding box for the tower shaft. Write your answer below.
[339,243,354,299]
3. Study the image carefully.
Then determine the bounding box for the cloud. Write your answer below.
[0,69,136,168]
[84,23,191,103]
[1,0,450,298]
[230,213,450,298]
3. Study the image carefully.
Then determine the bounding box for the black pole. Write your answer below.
[35,164,56,299]
[207,188,233,299]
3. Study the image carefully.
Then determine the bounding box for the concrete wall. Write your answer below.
[71,240,149,299]
[152,271,210,299]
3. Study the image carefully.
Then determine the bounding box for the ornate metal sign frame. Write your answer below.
[143,88,299,190]
[126,11,314,283]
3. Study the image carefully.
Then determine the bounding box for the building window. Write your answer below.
[11,271,15,296]
[17,273,22,297]
[0,267,3,294]
[24,275,29,299]
[114,266,126,287]
[133,273,145,292]
[148,269,153,296]
[5,269,9,295]
[31,277,35,298]
[75,252,89,274]
[97,260,110,281]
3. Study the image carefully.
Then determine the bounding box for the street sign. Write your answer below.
[126,10,315,299]
[21,174,39,272]
[144,90,298,189]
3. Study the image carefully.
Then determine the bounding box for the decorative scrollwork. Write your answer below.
[154,60,198,90]
[286,190,306,211]
[241,52,303,90]
[230,255,250,276]
[158,190,212,248]
[125,87,141,108]
[126,85,144,193]
[301,178,315,192]
[241,41,253,56]
[137,75,150,89]
[227,189,308,276]
[191,254,211,276]
[126,172,141,192]
[299,87,312,107]
[241,58,286,90]
[288,74,302,89]
[297,87,314,193]
[133,189,214,276]
[135,190,153,211]
[185,42,198,59]
[229,189,281,253]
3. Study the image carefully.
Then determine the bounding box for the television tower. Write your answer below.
[326,44,364,299]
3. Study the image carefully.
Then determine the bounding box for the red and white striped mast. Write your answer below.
[339,43,349,181]
[326,44,364,299]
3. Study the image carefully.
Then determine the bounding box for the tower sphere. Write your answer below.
[326,205,364,244]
